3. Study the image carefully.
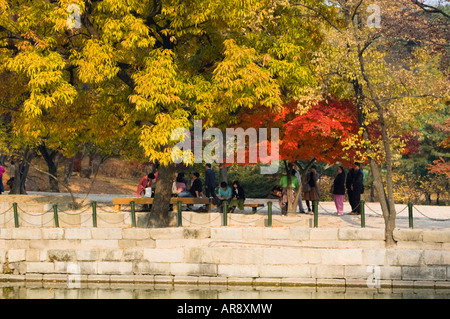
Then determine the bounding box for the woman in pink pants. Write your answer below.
[332,166,346,215]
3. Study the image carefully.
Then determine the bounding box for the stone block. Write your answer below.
[65,228,92,240]
[135,239,156,248]
[259,265,312,278]
[26,262,55,273]
[263,227,290,240]
[402,266,447,281]
[338,228,384,241]
[98,261,133,275]
[76,250,99,261]
[289,228,310,241]
[380,266,402,280]
[12,229,41,240]
[313,265,344,279]
[122,249,143,261]
[183,228,211,239]
[8,249,26,262]
[393,229,423,242]
[149,228,185,240]
[122,228,151,240]
[242,227,264,241]
[218,264,259,278]
[98,249,123,261]
[386,249,423,266]
[263,247,321,265]
[321,249,363,265]
[91,228,123,240]
[423,231,450,243]
[41,229,64,240]
[80,240,119,249]
[185,247,233,264]
[48,249,75,262]
[133,261,171,275]
[345,266,373,279]
[424,250,450,265]
[143,248,185,263]
[170,263,217,277]
[309,229,338,241]
[210,227,243,240]
[362,249,386,265]
[0,229,12,239]
[231,248,264,264]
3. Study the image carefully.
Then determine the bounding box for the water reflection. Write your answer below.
[1,282,449,299]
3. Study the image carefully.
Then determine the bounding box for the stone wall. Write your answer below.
[0,226,449,288]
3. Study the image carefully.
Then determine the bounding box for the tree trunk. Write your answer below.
[10,151,33,195]
[39,144,60,192]
[287,159,316,215]
[147,163,177,227]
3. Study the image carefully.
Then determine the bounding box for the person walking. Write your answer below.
[332,166,346,215]
[302,165,320,214]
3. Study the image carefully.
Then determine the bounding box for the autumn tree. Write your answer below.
[235,98,361,215]
[0,0,334,225]
[310,0,449,246]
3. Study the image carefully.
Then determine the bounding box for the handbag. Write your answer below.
[330,184,334,194]
[303,183,311,192]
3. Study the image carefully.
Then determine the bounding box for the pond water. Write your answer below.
[1,282,449,299]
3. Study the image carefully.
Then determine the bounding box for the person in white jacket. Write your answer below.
[293,163,306,214]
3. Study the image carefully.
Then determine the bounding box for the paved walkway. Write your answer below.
[24,192,450,230]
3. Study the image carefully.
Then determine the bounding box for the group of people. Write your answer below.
[136,163,246,213]
[173,164,246,213]
[136,162,364,215]
[274,162,365,216]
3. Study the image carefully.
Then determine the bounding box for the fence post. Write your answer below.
[53,204,59,228]
[222,201,228,226]
[92,201,97,228]
[177,201,182,227]
[12,202,19,228]
[267,201,272,227]
[313,200,318,228]
[360,200,365,228]
[408,202,414,229]
[130,201,136,228]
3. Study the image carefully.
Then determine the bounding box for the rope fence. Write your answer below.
[0,199,448,229]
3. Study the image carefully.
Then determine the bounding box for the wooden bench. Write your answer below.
[214,202,265,213]
[112,197,211,212]
[244,203,265,213]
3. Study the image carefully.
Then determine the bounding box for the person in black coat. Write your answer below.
[346,162,364,215]
[204,163,217,199]
[332,166,346,215]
